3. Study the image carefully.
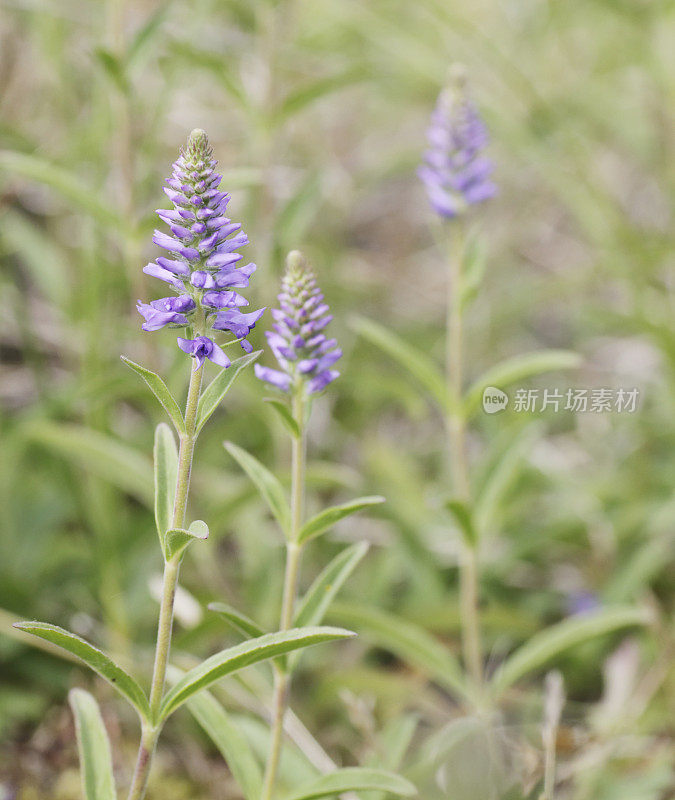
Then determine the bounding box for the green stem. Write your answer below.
[126,362,204,800]
[261,390,306,800]
[446,223,483,694]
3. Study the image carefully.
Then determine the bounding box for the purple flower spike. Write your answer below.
[418,66,496,219]
[255,251,341,396]
[177,336,231,370]
[137,129,264,359]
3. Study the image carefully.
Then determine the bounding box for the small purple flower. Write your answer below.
[137,296,196,331]
[177,336,231,370]
[255,251,341,396]
[418,68,496,219]
[137,129,265,365]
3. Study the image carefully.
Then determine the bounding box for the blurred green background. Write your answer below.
[0,0,673,798]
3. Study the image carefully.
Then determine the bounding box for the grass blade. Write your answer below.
[491,606,651,698]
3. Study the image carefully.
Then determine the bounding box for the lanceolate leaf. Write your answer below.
[68,689,117,800]
[445,499,476,546]
[283,768,416,800]
[294,542,369,629]
[196,351,261,433]
[165,520,209,562]
[208,602,266,639]
[187,690,262,800]
[491,606,650,698]
[352,315,450,411]
[154,423,178,547]
[14,622,150,718]
[160,627,354,720]
[329,603,468,702]
[464,350,582,416]
[224,441,291,536]
[121,356,185,433]
[263,398,300,438]
[474,424,540,538]
[298,496,385,545]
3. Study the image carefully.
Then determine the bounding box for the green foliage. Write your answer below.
[208,602,266,639]
[297,496,385,544]
[68,689,117,800]
[164,520,209,563]
[224,441,292,536]
[160,627,355,721]
[196,350,262,433]
[352,316,450,412]
[491,606,651,698]
[263,398,301,439]
[14,622,150,719]
[121,357,185,433]
[186,690,263,800]
[283,768,416,800]
[154,423,178,550]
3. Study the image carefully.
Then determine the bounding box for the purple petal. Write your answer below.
[254,364,292,392]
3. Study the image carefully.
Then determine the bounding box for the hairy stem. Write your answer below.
[126,362,204,800]
[446,224,483,693]
[261,391,306,800]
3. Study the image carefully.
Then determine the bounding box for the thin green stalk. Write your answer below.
[126,361,204,800]
[261,390,306,800]
[445,223,483,694]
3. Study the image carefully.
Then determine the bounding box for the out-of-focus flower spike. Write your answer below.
[418,65,496,219]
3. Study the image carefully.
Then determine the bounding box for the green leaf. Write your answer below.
[295,542,369,629]
[68,689,117,800]
[120,356,185,433]
[298,496,385,545]
[126,6,169,68]
[159,627,354,721]
[474,425,540,538]
[491,606,651,698]
[0,150,124,231]
[0,209,70,304]
[283,768,416,800]
[263,398,300,438]
[328,603,469,702]
[274,70,363,123]
[445,499,476,546]
[187,690,262,800]
[165,520,209,562]
[208,602,266,639]
[458,235,487,311]
[351,315,449,411]
[196,350,261,433]
[464,350,582,416]
[94,47,129,94]
[224,441,291,536]
[23,421,153,506]
[14,621,150,719]
[154,423,178,548]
